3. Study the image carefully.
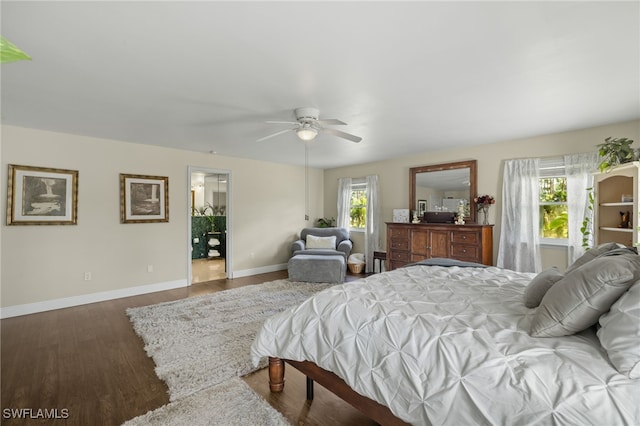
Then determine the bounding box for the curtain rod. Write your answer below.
[503,150,597,162]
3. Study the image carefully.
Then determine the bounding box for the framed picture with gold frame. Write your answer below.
[120,173,169,223]
[6,164,79,225]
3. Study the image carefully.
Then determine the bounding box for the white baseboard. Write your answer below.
[0,279,188,319]
[231,263,287,279]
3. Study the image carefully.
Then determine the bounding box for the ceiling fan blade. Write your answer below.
[256,128,296,142]
[322,127,362,143]
[266,120,298,125]
[317,118,346,126]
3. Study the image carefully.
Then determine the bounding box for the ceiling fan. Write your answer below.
[256,107,362,143]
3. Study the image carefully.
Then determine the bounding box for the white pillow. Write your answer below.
[530,253,640,337]
[524,267,563,308]
[306,235,336,249]
[597,280,640,378]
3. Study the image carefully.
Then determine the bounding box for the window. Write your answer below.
[349,181,367,230]
[539,158,568,245]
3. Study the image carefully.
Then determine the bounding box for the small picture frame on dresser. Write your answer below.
[393,209,410,223]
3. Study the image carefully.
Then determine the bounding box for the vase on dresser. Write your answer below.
[480,205,490,225]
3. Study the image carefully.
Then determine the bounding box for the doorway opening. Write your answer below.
[188,167,231,284]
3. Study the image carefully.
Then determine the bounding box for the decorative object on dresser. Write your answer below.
[474,194,496,225]
[386,222,493,270]
[455,200,466,225]
[411,210,420,223]
[593,161,639,247]
[392,208,410,223]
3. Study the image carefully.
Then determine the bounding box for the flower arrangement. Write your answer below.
[474,194,495,225]
[474,194,495,209]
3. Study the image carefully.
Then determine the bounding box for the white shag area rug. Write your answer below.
[124,279,333,425]
[122,377,289,426]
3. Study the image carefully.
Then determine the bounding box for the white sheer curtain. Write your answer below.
[336,177,352,229]
[565,152,600,266]
[365,175,380,273]
[497,158,542,273]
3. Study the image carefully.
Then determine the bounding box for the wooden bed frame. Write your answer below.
[268,357,410,426]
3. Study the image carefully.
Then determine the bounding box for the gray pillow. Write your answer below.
[530,253,640,337]
[524,267,564,308]
[597,280,640,378]
[596,247,638,258]
[565,242,623,274]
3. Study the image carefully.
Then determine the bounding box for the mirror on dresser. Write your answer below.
[409,160,478,224]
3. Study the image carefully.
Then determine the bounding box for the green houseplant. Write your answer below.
[194,203,216,232]
[597,137,638,172]
[580,187,595,248]
[0,36,31,63]
[316,217,335,228]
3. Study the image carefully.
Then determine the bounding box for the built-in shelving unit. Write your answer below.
[207,231,222,259]
[593,161,639,247]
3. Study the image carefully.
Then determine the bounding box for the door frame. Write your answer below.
[187,166,232,283]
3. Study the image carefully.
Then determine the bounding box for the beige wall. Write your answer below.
[324,119,640,271]
[3,119,639,312]
[1,126,323,310]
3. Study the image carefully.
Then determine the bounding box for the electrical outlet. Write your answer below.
[84,272,92,281]
[147,265,153,273]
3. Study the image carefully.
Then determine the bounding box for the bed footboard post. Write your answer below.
[268,357,285,392]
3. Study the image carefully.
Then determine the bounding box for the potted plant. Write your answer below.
[194,204,216,232]
[597,137,638,172]
[316,217,335,228]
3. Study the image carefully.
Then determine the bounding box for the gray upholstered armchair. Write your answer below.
[291,227,352,259]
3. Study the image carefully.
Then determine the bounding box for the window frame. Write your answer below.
[538,159,568,246]
[349,179,367,232]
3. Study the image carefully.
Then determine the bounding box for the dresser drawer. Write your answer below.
[388,226,409,239]
[389,250,410,262]
[451,231,480,245]
[390,238,409,251]
[451,244,480,261]
[389,260,410,270]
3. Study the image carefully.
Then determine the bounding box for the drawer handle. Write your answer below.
[462,235,467,239]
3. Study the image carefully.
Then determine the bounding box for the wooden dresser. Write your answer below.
[386,222,494,270]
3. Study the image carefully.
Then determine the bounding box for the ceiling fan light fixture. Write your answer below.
[296,126,318,141]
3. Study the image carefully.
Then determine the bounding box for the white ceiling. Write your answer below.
[2,1,639,169]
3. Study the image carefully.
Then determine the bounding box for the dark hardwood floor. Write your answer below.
[1,271,376,425]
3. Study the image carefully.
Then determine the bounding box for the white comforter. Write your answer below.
[250,265,640,425]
